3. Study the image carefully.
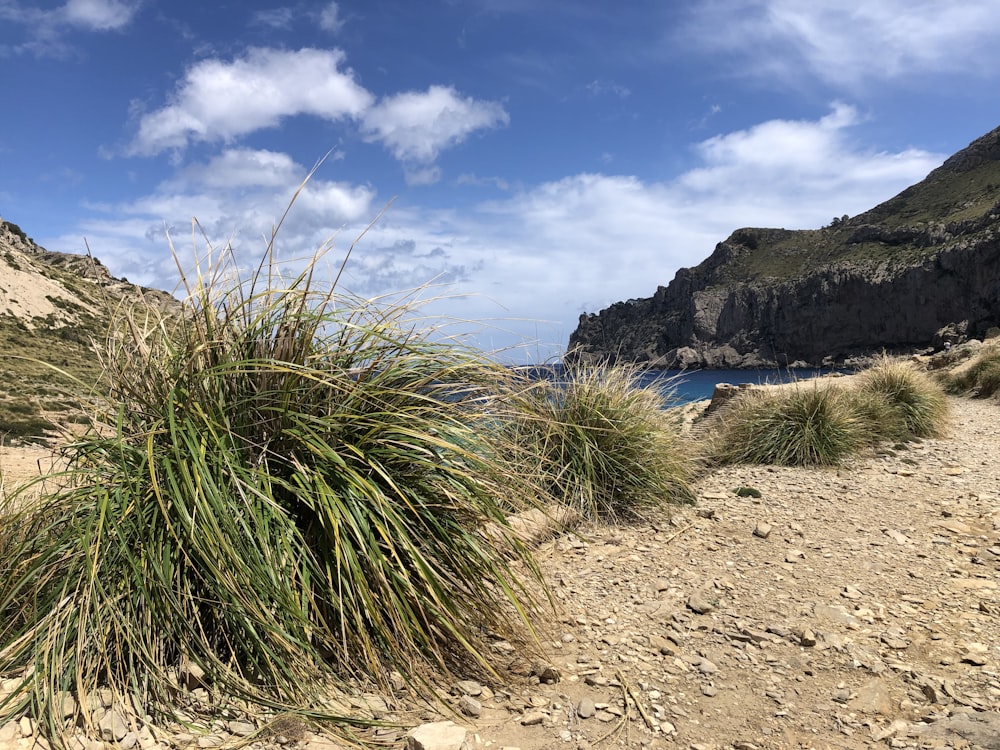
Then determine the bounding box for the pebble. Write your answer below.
[841,585,863,600]
[520,711,545,726]
[452,680,483,696]
[576,698,596,719]
[697,659,719,674]
[687,591,716,614]
[458,695,482,717]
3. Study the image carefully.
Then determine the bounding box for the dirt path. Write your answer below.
[463,395,1000,749]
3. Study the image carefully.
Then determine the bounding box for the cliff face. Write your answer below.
[569,126,1000,368]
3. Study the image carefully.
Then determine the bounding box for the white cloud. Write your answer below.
[48,107,947,359]
[62,0,137,30]
[681,0,1000,89]
[49,149,376,290]
[129,48,373,155]
[361,85,510,164]
[127,48,506,180]
[250,7,295,29]
[0,0,138,56]
[319,2,344,33]
[181,148,303,189]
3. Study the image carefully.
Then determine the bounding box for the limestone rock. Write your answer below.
[406,721,469,750]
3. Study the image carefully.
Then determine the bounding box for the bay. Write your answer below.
[518,365,845,407]
[639,367,842,405]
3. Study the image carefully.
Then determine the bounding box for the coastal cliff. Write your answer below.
[569,126,1000,368]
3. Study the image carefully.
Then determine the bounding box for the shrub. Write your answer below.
[507,363,694,521]
[0,234,548,742]
[847,388,911,444]
[709,384,869,466]
[855,356,948,438]
[945,346,1000,398]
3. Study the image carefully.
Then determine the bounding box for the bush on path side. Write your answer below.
[0,230,549,743]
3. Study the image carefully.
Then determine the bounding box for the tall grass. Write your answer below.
[506,364,694,521]
[855,356,948,438]
[943,346,1000,398]
[0,230,548,741]
[709,384,870,466]
[709,358,950,467]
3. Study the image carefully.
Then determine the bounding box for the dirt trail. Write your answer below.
[465,395,1000,749]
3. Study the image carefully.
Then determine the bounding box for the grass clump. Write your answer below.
[710,384,869,467]
[855,356,949,438]
[507,363,694,521]
[944,346,1000,398]
[0,233,548,742]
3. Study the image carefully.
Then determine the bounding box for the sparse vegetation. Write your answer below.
[943,345,1000,398]
[1,220,29,244]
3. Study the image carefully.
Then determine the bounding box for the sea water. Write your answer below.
[519,366,842,407]
[637,368,839,405]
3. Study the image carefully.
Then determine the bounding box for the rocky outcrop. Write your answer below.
[569,126,1000,368]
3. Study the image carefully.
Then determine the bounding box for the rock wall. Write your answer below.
[571,231,1000,368]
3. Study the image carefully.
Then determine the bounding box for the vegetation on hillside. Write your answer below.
[0,225,175,443]
[676,131,1000,287]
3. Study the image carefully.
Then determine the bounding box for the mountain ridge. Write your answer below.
[0,218,176,441]
[568,125,1000,368]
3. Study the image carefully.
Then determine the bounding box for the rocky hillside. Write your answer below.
[0,219,175,441]
[569,126,1000,369]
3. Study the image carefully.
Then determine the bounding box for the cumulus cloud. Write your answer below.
[50,148,377,289]
[126,48,507,182]
[128,48,373,155]
[48,106,947,358]
[361,85,510,164]
[680,0,1000,89]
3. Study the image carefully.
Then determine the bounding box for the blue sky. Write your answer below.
[2,1,999,361]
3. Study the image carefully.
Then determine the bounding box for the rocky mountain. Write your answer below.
[569,125,1000,369]
[0,219,175,441]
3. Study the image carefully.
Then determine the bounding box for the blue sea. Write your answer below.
[519,366,843,406]
[636,368,838,405]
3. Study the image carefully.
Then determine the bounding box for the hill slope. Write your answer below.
[569,126,1000,368]
[0,219,175,441]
